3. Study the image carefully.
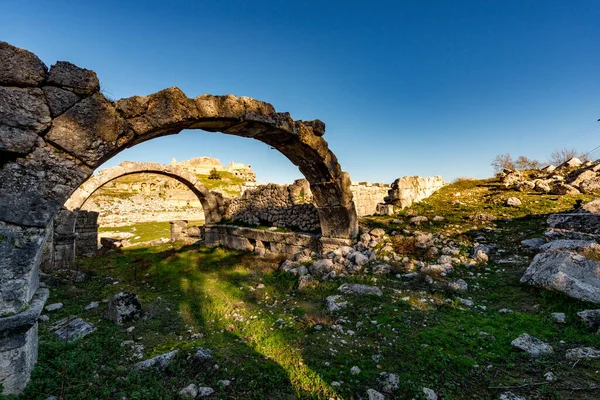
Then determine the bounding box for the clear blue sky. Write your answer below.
[2,0,599,184]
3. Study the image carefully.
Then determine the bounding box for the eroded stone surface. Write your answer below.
[48,61,100,93]
[0,41,47,87]
[0,87,51,133]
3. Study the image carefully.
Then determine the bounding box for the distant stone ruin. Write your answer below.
[0,41,357,395]
[170,156,256,182]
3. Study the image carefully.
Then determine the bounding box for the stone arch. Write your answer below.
[48,162,224,268]
[0,42,358,395]
[64,161,223,224]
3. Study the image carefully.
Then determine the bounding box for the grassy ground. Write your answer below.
[8,177,600,399]
[98,220,204,244]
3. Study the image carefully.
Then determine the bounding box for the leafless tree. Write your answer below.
[491,153,515,173]
[549,147,587,165]
[514,155,541,170]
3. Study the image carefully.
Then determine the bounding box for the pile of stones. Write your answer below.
[500,157,600,195]
[281,221,488,292]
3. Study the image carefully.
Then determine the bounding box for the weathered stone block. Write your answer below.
[42,86,80,117]
[0,41,48,87]
[48,61,100,94]
[0,223,48,316]
[45,93,130,166]
[0,288,48,396]
[0,87,51,133]
[0,126,41,154]
[547,213,600,235]
[0,143,92,227]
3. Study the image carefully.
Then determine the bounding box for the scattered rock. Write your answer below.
[511,333,553,357]
[310,259,334,276]
[378,372,399,393]
[298,275,318,290]
[521,251,600,304]
[370,228,386,238]
[576,309,600,331]
[84,301,99,311]
[499,392,526,400]
[367,388,385,400]
[107,292,143,325]
[410,216,428,225]
[350,366,361,375]
[520,238,546,250]
[45,303,63,312]
[565,347,600,360]
[473,250,488,264]
[51,317,96,342]
[197,387,215,397]
[190,347,214,366]
[178,384,198,399]
[326,295,347,313]
[550,312,566,323]
[423,387,438,400]
[458,298,474,307]
[372,263,392,275]
[447,279,468,293]
[338,283,382,296]
[134,350,178,371]
[505,197,522,207]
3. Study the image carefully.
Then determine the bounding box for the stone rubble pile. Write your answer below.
[281,219,488,290]
[499,158,600,195]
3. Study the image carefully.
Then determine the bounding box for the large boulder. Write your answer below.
[521,250,600,303]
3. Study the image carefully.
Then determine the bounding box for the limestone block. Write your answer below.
[317,202,359,239]
[0,143,92,227]
[47,61,100,94]
[548,213,600,235]
[125,87,199,136]
[45,93,131,166]
[0,41,48,87]
[0,288,48,395]
[0,126,41,154]
[42,86,80,117]
[0,223,48,316]
[0,87,51,133]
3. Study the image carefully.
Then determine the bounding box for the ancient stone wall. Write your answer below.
[385,176,445,209]
[230,178,444,224]
[205,224,319,257]
[225,179,320,232]
[349,182,391,216]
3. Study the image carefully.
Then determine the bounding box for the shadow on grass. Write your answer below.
[14,243,339,400]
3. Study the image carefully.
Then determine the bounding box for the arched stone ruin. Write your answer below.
[46,161,224,271]
[0,41,358,394]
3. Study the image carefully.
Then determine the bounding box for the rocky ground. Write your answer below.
[13,175,600,400]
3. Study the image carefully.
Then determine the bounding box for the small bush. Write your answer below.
[208,168,222,180]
